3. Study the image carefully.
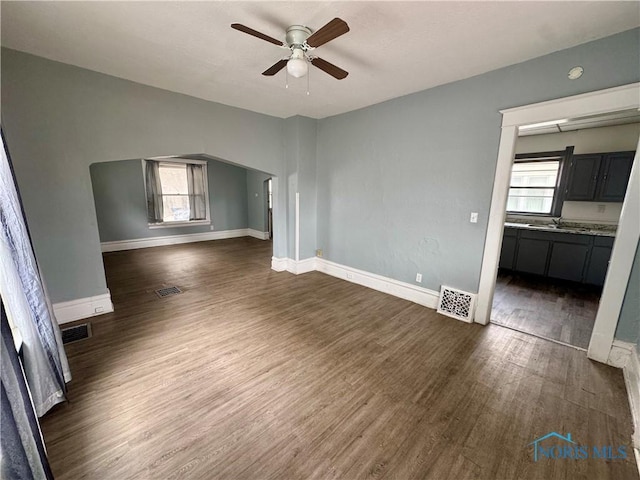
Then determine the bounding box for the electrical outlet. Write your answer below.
[470,212,478,223]
[210,225,214,231]
[597,204,606,213]
[316,249,323,257]
[346,272,353,280]
[416,273,422,283]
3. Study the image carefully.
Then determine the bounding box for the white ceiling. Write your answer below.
[2,1,638,119]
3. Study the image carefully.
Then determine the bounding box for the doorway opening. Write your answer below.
[89,152,277,262]
[475,83,640,364]
[490,115,638,349]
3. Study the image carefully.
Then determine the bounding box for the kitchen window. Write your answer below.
[506,148,573,216]
[143,159,210,227]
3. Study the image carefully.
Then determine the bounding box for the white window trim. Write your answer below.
[506,158,562,215]
[148,219,211,230]
[142,158,211,228]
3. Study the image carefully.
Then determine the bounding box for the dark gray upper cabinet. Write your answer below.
[565,151,634,202]
[596,152,635,202]
[565,154,601,201]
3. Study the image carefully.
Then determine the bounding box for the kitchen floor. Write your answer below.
[491,270,601,349]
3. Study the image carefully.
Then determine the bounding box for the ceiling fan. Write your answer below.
[231,18,350,80]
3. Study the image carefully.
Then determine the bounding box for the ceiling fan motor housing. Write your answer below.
[286,25,312,49]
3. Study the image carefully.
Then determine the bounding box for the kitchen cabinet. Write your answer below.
[565,151,634,202]
[565,154,601,201]
[584,237,615,286]
[548,242,590,282]
[597,152,635,202]
[499,229,517,270]
[499,227,614,286]
[515,238,550,275]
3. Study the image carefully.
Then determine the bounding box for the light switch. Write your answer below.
[470,212,478,223]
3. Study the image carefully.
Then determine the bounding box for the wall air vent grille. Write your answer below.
[437,286,476,323]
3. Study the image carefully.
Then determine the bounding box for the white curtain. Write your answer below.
[2,300,55,479]
[187,163,207,220]
[145,160,163,223]
[0,131,70,417]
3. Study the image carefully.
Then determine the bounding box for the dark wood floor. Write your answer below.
[42,238,637,479]
[491,271,601,349]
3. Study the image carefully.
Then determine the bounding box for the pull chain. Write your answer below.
[306,66,310,96]
[285,66,289,89]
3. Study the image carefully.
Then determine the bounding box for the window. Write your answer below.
[507,147,573,216]
[507,159,560,214]
[144,159,209,227]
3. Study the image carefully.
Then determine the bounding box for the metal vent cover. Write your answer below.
[61,323,91,344]
[437,286,476,323]
[155,286,182,298]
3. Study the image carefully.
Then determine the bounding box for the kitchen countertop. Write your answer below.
[504,222,616,237]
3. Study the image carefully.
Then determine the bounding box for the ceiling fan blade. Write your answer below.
[262,59,288,76]
[306,18,349,48]
[231,23,284,46]
[311,57,348,80]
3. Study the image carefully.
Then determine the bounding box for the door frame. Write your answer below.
[475,82,640,364]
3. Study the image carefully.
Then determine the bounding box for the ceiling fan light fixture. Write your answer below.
[287,48,308,78]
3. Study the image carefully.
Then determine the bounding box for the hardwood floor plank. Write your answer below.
[492,271,600,349]
[40,238,638,479]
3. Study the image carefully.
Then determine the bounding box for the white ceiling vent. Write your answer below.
[437,286,476,323]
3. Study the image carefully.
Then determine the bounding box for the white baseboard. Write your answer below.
[101,229,252,252]
[247,229,270,240]
[271,256,440,309]
[291,257,316,275]
[609,340,640,451]
[271,256,439,308]
[608,339,635,368]
[270,257,316,275]
[623,345,640,449]
[53,291,114,325]
[316,258,440,309]
[271,256,289,272]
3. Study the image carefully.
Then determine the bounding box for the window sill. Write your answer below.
[148,220,211,229]
[506,212,555,218]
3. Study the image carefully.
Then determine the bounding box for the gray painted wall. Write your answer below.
[616,240,640,343]
[284,116,318,260]
[2,27,639,350]
[246,170,271,232]
[2,48,286,303]
[90,159,249,242]
[315,28,640,295]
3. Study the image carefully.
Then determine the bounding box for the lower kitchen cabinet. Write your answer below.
[499,232,517,270]
[548,242,590,282]
[515,238,550,275]
[500,227,614,286]
[584,237,615,286]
